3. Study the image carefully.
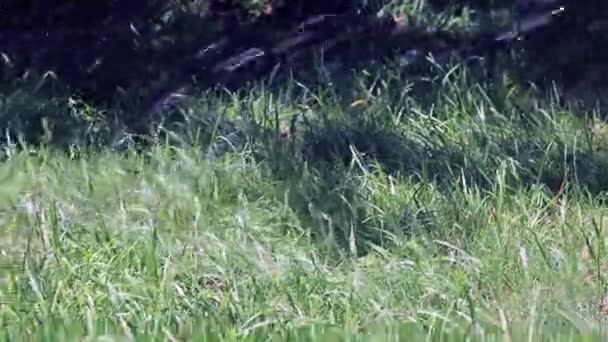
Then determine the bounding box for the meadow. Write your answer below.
[2,2,608,340]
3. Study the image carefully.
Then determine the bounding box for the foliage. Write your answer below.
[1,0,608,147]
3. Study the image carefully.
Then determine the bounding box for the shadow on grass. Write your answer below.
[231,63,608,253]
[261,118,608,252]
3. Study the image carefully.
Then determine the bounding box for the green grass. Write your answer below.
[2,40,608,341]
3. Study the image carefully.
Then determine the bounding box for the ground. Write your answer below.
[1,2,608,340]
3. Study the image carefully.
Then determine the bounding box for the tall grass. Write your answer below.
[1,41,608,340]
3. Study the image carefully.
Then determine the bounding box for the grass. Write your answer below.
[2,14,608,342]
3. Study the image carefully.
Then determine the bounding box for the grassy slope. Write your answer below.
[2,5,608,342]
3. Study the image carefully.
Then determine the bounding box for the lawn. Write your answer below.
[2,10,608,341]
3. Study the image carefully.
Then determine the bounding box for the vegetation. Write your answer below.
[1,0,608,340]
